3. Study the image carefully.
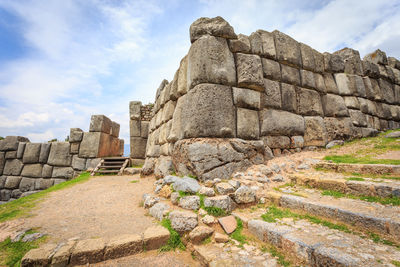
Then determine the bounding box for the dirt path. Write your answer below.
[21,174,157,243]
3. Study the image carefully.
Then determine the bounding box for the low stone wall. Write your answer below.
[138,16,400,180]
[129,101,153,162]
[0,115,123,202]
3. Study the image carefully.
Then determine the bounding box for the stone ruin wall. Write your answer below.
[132,17,400,181]
[129,102,153,163]
[0,115,123,202]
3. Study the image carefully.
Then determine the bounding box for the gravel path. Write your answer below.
[22,174,157,243]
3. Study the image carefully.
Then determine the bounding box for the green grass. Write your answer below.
[131,164,143,168]
[230,218,247,245]
[322,189,400,206]
[203,206,227,217]
[345,177,366,181]
[324,154,400,165]
[392,260,400,267]
[130,180,139,183]
[202,236,212,245]
[0,231,47,266]
[0,172,91,222]
[159,218,185,251]
[266,246,291,267]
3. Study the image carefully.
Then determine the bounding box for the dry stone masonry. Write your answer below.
[132,16,400,181]
[0,115,123,202]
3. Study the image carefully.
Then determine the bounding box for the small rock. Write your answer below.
[189,226,214,244]
[228,180,240,189]
[214,178,221,183]
[154,179,165,185]
[215,182,235,195]
[199,186,215,197]
[154,185,163,194]
[143,195,160,208]
[272,175,284,182]
[11,229,31,242]
[158,185,172,198]
[218,215,237,234]
[202,215,216,225]
[256,177,270,183]
[233,186,256,204]
[179,195,200,210]
[173,177,200,193]
[232,172,244,178]
[270,164,280,173]
[22,233,45,242]
[326,139,345,148]
[385,132,400,138]
[250,186,259,192]
[243,244,255,252]
[164,175,179,184]
[204,195,235,212]
[198,208,207,216]
[149,202,170,221]
[215,232,229,243]
[282,189,293,194]
[124,167,141,175]
[259,165,273,176]
[204,180,215,187]
[169,211,198,232]
[297,163,310,170]
[259,197,266,204]
[170,192,179,205]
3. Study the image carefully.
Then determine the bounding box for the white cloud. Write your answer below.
[26,130,55,142]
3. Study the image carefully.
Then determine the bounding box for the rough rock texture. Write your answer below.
[233,185,256,204]
[48,142,72,166]
[149,202,170,221]
[189,16,237,43]
[204,195,235,212]
[261,109,304,136]
[22,143,41,164]
[172,177,200,193]
[179,195,200,210]
[236,53,264,91]
[168,210,198,232]
[189,226,214,244]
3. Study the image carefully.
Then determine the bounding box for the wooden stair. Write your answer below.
[91,157,130,176]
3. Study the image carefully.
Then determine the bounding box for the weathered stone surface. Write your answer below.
[323,52,345,73]
[363,49,388,65]
[218,215,237,234]
[199,186,215,197]
[22,143,41,164]
[19,177,35,192]
[111,121,120,138]
[237,108,259,140]
[322,94,348,117]
[0,136,29,151]
[324,73,339,94]
[264,136,290,149]
[38,143,51,164]
[179,195,200,210]
[149,202,170,221]
[48,142,72,166]
[140,121,149,138]
[173,177,200,193]
[281,64,300,86]
[130,119,141,137]
[40,164,52,178]
[273,30,301,67]
[169,210,198,232]
[291,136,304,148]
[324,117,354,141]
[70,238,105,265]
[162,100,176,123]
[181,83,235,138]
[16,142,26,159]
[232,87,260,110]
[103,234,142,260]
[204,195,235,212]
[297,87,323,116]
[52,167,74,178]
[233,185,256,204]
[143,225,170,250]
[349,109,367,127]
[236,53,264,91]
[261,109,304,136]
[313,49,325,73]
[4,176,21,189]
[263,79,281,109]
[21,164,43,178]
[388,56,400,69]
[0,152,4,175]
[304,116,328,147]
[261,58,280,81]
[257,30,276,59]
[343,96,360,109]
[70,128,83,142]
[5,151,17,159]
[21,243,57,267]
[300,69,316,89]
[70,142,79,154]
[214,232,229,243]
[130,101,142,120]
[379,78,395,104]
[35,178,54,190]
[187,35,236,89]
[249,31,263,55]
[190,16,236,43]
[335,73,354,96]
[215,182,235,195]
[350,75,366,97]
[300,43,315,71]
[229,33,251,53]
[72,155,86,171]
[130,137,147,159]
[89,115,112,134]
[281,83,297,112]
[362,60,380,78]
[0,189,11,201]
[143,194,159,208]
[189,226,214,244]
[3,159,23,176]
[154,156,174,178]
[333,48,363,76]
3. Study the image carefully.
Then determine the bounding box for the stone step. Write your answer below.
[97,170,120,174]
[289,173,400,198]
[100,165,122,169]
[266,190,400,240]
[316,162,400,175]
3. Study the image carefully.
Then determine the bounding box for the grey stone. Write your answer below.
[324,73,339,94]
[261,58,280,81]
[229,34,251,53]
[143,194,159,208]
[300,43,315,71]
[89,114,112,134]
[215,182,235,195]
[52,167,74,179]
[41,165,53,178]
[111,121,120,137]
[350,75,366,97]
[257,30,276,58]
[228,180,240,189]
[290,136,304,148]
[281,64,300,86]
[304,116,328,147]
[1,189,11,201]
[314,73,326,93]
[140,121,149,138]
[181,83,235,138]
[323,52,345,73]
[5,151,17,159]
[149,202,170,221]
[261,109,305,136]
[35,178,54,190]
[70,142,79,154]
[297,163,310,170]
[326,140,345,149]
[388,56,400,69]
[16,142,26,159]
[273,30,301,67]
[232,87,261,110]
[300,69,316,89]
[22,143,41,164]
[162,100,176,123]
[129,101,142,120]
[187,35,236,89]
[179,195,200,210]
[249,31,263,55]
[272,175,284,182]
[0,152,4,175]
[349,109,367,127]
[48,142,72,166]
[264,136,290,149]
[335,73,354,96]
[0,175,5,187]
[343,96,360,109]
[140,158,156,176]
[234,186,256,204]
[11,189,22,199]
[130,137,147,159]
[163,175,179,184]
[130,120,141,137]
[189,16,236,43]
[313,49,325,73]
[39,143,51,163]
[204,195,235,212]
[236,53,264,91]
[237,108,259,140]
[322,94,349,117]
[21,164,43,178]
[367,78,382,101]
[170,192,179,205]
[169,210,198,232]
[52,179,66,185]
[70,128,83,142]
[154,156,174,179]
[72,155,86,171]
[379,78,394,104]
[333,48,363,76]
[263,79,281,109]
[5,176,22,189]
[281,83,297,112]
[362,60,380,78]
[22,233,45,242]
[19,177,36,192]
[3,159,24,176]
[173,177,200,194]
[363,49,388,65]
[297,87,323,116]
[324,117,354,141]
[0,136,29,151]
[199,186,215,197]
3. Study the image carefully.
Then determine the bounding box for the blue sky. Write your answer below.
[0,0,400,152]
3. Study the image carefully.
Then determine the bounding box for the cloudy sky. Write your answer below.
[0,0,399,152]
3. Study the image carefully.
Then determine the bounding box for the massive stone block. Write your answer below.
[21,164,43,178]
[129,101,142,120]
[177,56,188,96]
[111,121,120,138]
[72,155,87,171]
[349,109,367,127]
[79,133,120,158]
[187,35,236,89]
[3,159,24,176]
[323,52,345,73]
[19,177,35,192]
[48,142,72,166]
[42,164,53,178]
[281,64,300,86]
[237,108,259,140]
[323,117,354,141]
[141,121,149,138]
[379,78,395,104]
[0,136,29,151]
[333,48,363,76]
[5,176,21,189]
[363,49,388,65]
[260,109,305,136]
[335,73,355,96]
[181,84,236,138]
[281,83,297,113]
[273,30,302,67]
[297,87,323,116]
[350,75,366,98]
[70,142,79,154]
[343,96,360,110]
[313,49,325,73]
[363,77,382,100]
[162,100,176,123]
[236,53,264,91]
[39,143,51,163]
[263,136,290,149]
[304,116,328,147]
[263,79,281,109]
[261,58,280,81]
[362,60,380,78]
[255,30,275,59]
[300,43,315,71]
[233,87,261,110]
[300,69,316,89]
[130,137,147,159]
[5,151,17,160]
[16,142,26,159]
[189,16,237,43]
[323,73,339,94]
[0,152,4,175]
[229,34,251,53]
[89,115,112,134]
[168,94,186,143]
[314,73,326,93]
[70,128,83,142]
[322,94,348,117]
[52,167,74,179]
[130,120,141,137]
[22,143,41,164]
[249,32,262,55]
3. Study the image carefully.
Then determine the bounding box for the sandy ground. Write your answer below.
[376,150,400,160]
[21,174,157,243]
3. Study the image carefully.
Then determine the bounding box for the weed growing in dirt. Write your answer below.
[324,154,400,165]
[204,206,227,217]
[266,245,291,267]
[0,172,91,222]
[345,177,366,181]
[130,180,139,183]
[392,260,400,267]
[230,217,247,245]
[202,236,212,245]
[322,189,400,206]
[159,218,185,251]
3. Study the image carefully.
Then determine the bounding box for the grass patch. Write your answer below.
[203,206,227,217]
[0,172,91,222]
[0,232,47,266]
[321,190,346,198]
[266,245,291,267]
[230,217,247,245]
[321,189,400,206]
[130,180,139,183]
[392,260,400,267]
[324,154,400,165]
[202,236,212,245]
[345,177,366,181]
[159,218,185,251]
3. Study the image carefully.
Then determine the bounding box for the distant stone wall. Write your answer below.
[137,16,400,180]
[0,115,123,203]
[129,102,153,161]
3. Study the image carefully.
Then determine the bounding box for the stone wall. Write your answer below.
[138,16,400,181]
[0,115,123,202]
[129,101,153,162]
